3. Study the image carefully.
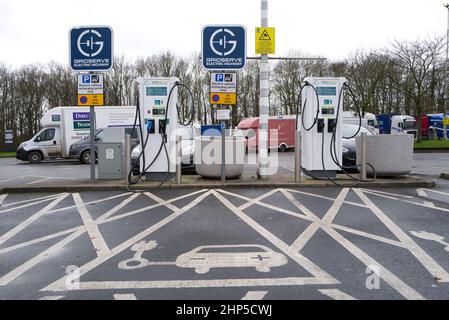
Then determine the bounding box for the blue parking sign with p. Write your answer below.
[215,74,224,82]
[82,75,91,83]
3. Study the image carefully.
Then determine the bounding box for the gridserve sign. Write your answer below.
[69,26,113,71]
[202,25,246,70]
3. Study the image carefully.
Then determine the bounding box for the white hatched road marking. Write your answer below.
[113,293,137,300]
[41,190,212,292]
[0,194,7,206]
[39,295,65,300]
[318,289,356,300]
[0,193,69,246]
[354,189,449,283]
[212,190,339,284]
[73,193,110,257]
[242,291,268,300]
[0,190,209,256]
[0,194,66,214]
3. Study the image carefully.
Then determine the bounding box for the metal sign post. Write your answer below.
[258,0,270,179]
[89,105,96,183]
[70,25,112,183]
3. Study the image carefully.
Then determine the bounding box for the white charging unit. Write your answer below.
[136,77,179,181]
[300,77,347,179]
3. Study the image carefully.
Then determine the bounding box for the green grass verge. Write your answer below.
[0,152,15,158]
[415,140,449,149]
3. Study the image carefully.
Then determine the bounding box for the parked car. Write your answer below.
[131,126,195,175]
[69,128,139,164]
[342,124,374,170]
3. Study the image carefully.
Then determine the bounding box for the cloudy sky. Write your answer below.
[0,0,447,67]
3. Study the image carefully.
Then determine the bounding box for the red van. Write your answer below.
[236,116,296,152]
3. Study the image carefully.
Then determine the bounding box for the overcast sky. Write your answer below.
[0,0,447,67]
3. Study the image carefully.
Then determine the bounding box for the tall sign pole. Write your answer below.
[70,26,113,183]
[258,0,269,179]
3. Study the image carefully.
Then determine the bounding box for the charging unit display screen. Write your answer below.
[146,87,168,96]
[316,87,337,96]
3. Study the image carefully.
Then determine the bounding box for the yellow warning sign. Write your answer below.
[443,117,449,126]
[255,27,275,55]
[77,94,104,106]
[210,92,237,105]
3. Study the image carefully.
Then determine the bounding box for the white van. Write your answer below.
[16,106,137,163]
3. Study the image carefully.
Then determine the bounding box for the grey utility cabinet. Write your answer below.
[98,142,124,180]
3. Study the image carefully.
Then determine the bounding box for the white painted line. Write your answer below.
[1,190,208,256]
[242,291,268,300]
[0,195,67,214]
[26,178,51,185]
[416,189,436,208]
[290,224,321,253]
[290,189,349,252]
[323,188,350,224]
[113,293,137,300]
[0,227,80,256]
[0,194,7,206]
[0,176,21,184]
[102,189,208,223]
[73,193,110,257]
[417,189,427,198]
[362,189,449,214]
[279,189,320,219]
[99,193,140,221]
[282,167,294,172]
[0,229,85,286]
[360,188,414,199]
[1,193,61,208]
[212,190,339,285]
[144,192,180,211]
[53,277,338,291]
[331,224,406,248]
[318,289,356,300]
[41,191,212,293]
[47,192,133,215]
[423,188,449,197]
[354,189,449,283]
[39,295,65,300]
[219,189,405,249]
[238,189,281,211]
[0,194,69,246]
[285,188,368,208]
[322,225,424,300]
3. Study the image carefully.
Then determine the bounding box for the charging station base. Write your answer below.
[304,170,337,179]
[145,172,176,182]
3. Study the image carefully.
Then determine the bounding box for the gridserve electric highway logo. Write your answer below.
[69,26,113,71]
[202,25,246,70]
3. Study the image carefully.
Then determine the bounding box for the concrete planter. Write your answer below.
[194,136,245,179]
[356,134,414,177]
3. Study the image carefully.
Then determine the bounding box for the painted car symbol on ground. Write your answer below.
[175,244,288,274]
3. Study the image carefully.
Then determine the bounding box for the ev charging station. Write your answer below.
[300,77,347,179]
[136,77,179,181]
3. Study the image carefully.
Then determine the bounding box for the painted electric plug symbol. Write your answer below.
[118,240,175,270]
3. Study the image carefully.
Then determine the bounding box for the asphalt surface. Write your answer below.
[1,186,449,300]
[0,152,448,189]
